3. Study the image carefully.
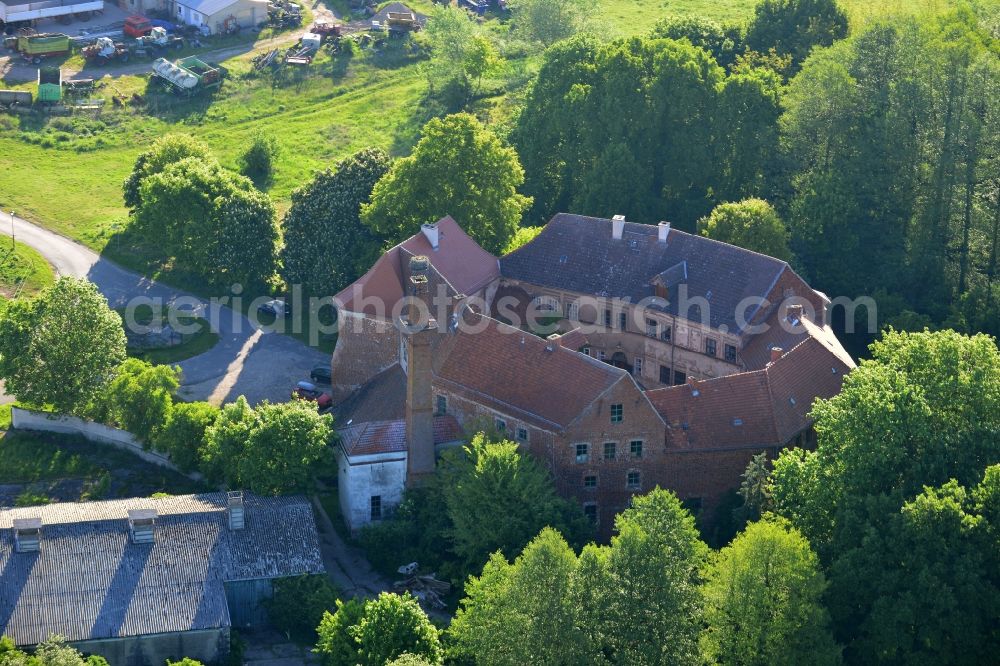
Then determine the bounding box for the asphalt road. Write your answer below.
[1,214,329,406]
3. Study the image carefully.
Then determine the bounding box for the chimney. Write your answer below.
[128,509,157,544]
[770,347,784,364]
[406,255,430,328]
[420,222,440,251]
[227,491,245,530]
[658,221,670,244]
[686,375,696,386]
[13,518,41,553]
[612,214,625,240]
[405,257,436,486]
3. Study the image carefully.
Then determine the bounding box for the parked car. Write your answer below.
[258,298,290,318]
[310,365,332,384]
[293,380,332,409]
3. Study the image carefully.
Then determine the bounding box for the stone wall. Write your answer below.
[10,407,201,480]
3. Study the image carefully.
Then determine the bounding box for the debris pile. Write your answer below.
[393,573,451,610]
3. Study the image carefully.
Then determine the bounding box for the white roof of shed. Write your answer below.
[176,0,268,16]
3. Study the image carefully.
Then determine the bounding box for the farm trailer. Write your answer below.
[0,0,102,24]
[151,56,221,94]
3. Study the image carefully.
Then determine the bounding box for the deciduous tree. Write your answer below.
[353,593,442,666]
[744,0,848,69]
[701,517,841,666]
[280,148,391,297]
[508,0,589,47]
[362,114,530,254]
[0,278,126,415]
[698,198,791,260]
[103,358,180,443]
[237,400,332,496]
[123,134,213,210]
[152,401,219,472]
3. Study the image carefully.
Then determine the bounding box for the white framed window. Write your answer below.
[575,443,590,463]
[517,427,529,442]
[567,301,579,321]
[627,471,641,490]
[495,418,507,433]
[532,295,560,312]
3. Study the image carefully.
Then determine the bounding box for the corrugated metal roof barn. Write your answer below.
[0,492,324,647]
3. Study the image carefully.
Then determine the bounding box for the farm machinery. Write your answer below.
[82,37,131,63]
[151,56,221,95]
[6,31,71,64]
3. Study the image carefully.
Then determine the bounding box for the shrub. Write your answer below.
[267,574,339,642]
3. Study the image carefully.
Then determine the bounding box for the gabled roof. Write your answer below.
[176,0,268,16]
[433,311,631,431]
[741,308,856,371]
[0,493,323,646]
[339,415,463,457]
[334,363,407,425]
[500,213,791,332]
[647,333,853,450]
[334,216,499,316]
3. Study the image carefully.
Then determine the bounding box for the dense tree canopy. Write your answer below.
[353,593,443,666]
[280,147,391,297]
[238,130,279,189]
[103,358,180,443]
[698,198,792,260]
[701,517,841,666]
[136,158,279,291]
[744,0,849,69]
[0,277,126,415]
[783,11,1000,333]
[152,401,219,472]
[514,35,780,228]
[362,114,531,255]
[651,15,743,69]
[770,329,1000,662]
[122,133,212,210]
[451,488,707,665]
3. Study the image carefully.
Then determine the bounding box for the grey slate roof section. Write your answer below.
[500,214,789,332]
[0,493,323,646]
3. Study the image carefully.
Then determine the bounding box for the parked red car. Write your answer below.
[293,380,332,410]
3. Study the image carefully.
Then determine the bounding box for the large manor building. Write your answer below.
[329,213,855,535]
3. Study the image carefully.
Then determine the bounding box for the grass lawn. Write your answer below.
[117,303,221,364]
[0,430,207,506]
[0,403,12,430]
[0,238,56,298]
[0,0,981,278]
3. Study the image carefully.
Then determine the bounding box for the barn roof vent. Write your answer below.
[227,491,245,531]
[128,509,157,544]
[14,518,41,553]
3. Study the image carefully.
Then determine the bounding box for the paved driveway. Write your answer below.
[3,215,328,405]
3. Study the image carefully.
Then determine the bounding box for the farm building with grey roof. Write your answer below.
[0,492,324,666]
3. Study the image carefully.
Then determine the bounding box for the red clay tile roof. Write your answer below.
[648,333,852,450]
[741,308,855,371]
[433,312,629,431]
[339,415,463,457]
[335,216,499,315]
[328,314,400,403]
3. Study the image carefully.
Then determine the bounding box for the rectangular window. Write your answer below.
[584,474,597,488]
[618,312,627,330]
[584,503,598,523]
[674,370,687,385]
[567,301,579,321]
[630,440,643,459]
[646,319,657,337]
[706,338,717,357]
[725,344,738,363]
[610,404,623,423]
[603,442,616,460]
[603,309,612,327]
[661,326,672,342]
[627,471,641,490]
[633,357,643,376]
[495,418,506,433]
[517,427,529,442]
[370,495,382,521]
[436,395,447,415]
[598,350,606,361]
[575,443,589,463]
[660,365,671,384]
